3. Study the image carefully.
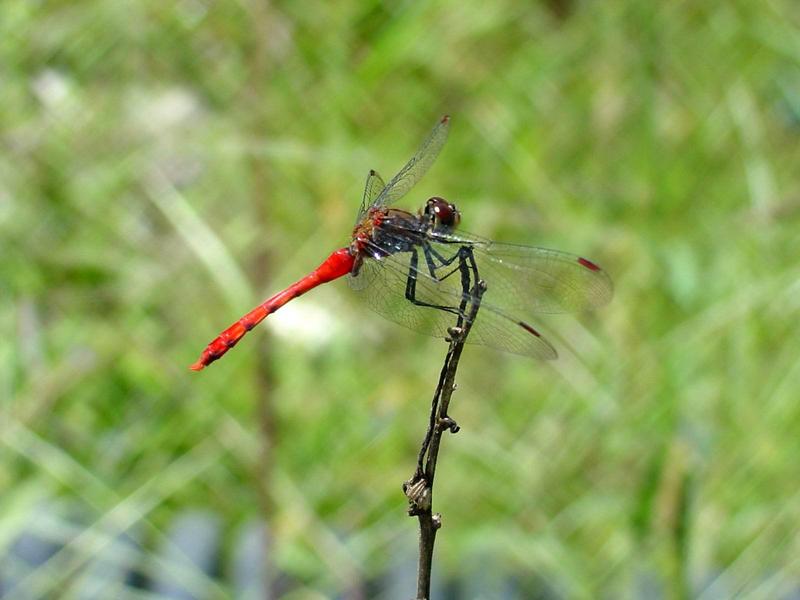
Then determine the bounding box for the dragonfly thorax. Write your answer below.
[365,208,427,259]
[352,201,462,264]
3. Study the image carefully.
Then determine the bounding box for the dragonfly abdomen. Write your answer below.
[190,248,354,370]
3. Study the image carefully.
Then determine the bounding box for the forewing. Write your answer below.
[375,116,450,208]
[396,228,613,314]
[356,170,386,224]
[477,241,613,313]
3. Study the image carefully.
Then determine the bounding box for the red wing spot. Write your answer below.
[441,115,450,124]
[578,257,601,271]
[519,321,542,337]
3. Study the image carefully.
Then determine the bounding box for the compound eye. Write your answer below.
[448,203,461,226]
[427,197,459,227]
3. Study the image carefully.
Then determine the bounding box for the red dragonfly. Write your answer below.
[190,116,612,371]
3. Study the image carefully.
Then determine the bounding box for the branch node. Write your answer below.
[446,325,463,342]
[439,416,460,434]
[432,513,442,530]
[403,477,431,514]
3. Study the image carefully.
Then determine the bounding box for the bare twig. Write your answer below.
[403,279,487,600]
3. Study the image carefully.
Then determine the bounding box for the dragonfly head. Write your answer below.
[423,197,461,230]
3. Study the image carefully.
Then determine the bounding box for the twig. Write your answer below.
[403,279,487,600]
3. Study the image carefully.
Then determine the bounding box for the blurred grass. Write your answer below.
[3,0,800,597]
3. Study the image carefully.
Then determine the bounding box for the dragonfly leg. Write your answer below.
[405,248,462,316]
[454,246,478,326]
[422,245,461,283]
[421,239,481,287]
[426,241,462,264]
[422,241,480,288]
[422,243,480,315]
[405,244,481,328]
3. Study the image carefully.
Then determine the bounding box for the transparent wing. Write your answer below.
[348,238,558,359]
[374,116,450,208]
[384,225,614,314]
[355,170,386,224]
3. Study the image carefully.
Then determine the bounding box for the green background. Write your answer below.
[3,1,800,598]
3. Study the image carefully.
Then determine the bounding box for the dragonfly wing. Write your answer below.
[348,254,457,337]
[348,238,557,359]
[374,116,450,208]
[479,242,613,313]
[355,170,386,224]
[416,229,613,314]
[468,304,558,359]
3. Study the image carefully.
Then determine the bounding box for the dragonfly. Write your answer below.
[190,116,612,371]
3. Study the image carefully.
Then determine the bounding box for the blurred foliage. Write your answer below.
[3,0,800,598]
